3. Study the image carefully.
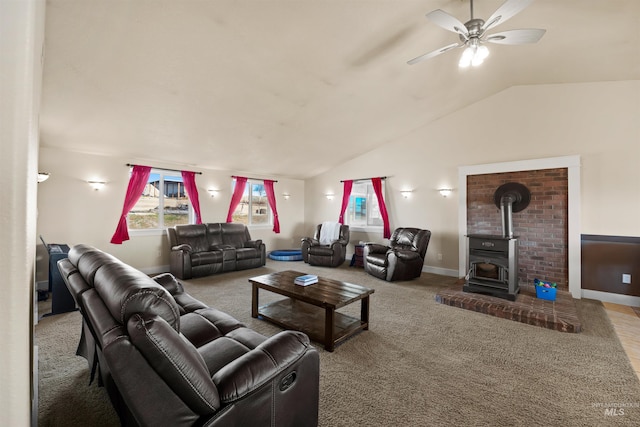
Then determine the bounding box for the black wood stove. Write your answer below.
[464,182,531,301]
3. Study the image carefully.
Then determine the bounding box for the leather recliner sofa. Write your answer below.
[363,227,431,281]
[167,223,266,279]
[301,223,350,267]
[58,244,320,427]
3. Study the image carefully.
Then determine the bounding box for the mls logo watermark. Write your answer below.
[592,402,638,417]
[604,407,625,417]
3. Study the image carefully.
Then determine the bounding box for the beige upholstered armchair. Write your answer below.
[363,227,431,281]
[301,222,350,267]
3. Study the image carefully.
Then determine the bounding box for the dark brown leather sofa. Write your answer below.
[58,245,320,427]
[167,223,265,279]
[301,223,350,267]
[363,227,431,281]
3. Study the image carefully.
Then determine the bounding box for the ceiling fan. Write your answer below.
[407,0,546,68]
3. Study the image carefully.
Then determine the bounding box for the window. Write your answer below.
[346,180,384,229]
[231,179,271,226]
[128,170,193,230]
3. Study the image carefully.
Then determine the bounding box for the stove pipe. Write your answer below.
[500,195,515,239]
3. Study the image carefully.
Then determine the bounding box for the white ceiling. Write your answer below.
[39,0,640,179]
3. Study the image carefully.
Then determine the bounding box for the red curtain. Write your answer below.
[371,177,391,238]
[111,165,151,244]
[338,180,353,224]
[181,171,202,224]
[263,180,280,233]
[226,177,247,222]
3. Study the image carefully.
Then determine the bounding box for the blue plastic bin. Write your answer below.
[535,286,557,301]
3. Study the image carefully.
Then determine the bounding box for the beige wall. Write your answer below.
[37,147,306,273]
[38,80,640,277]
[1,0,45,424]
[304,81,640,273]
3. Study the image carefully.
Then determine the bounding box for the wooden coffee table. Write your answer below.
[250,270,374,352]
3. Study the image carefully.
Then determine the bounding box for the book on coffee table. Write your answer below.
[294,274,318,286]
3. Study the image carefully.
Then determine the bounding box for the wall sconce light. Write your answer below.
[439,188,453,198]
[325,193,335,200]
[207,189,219,198]
[88,181,106,191]
[37,172,50,183]
[283,193,291,200]
[400,190,413,199]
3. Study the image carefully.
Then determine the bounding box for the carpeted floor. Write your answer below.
[36,260,640,426]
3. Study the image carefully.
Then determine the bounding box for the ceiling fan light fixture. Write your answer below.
[459,46,474,68]
[473,44,489,66]
[459,41,489,68]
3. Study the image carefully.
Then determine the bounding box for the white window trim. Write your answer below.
[231,178,273,228]
[344,179,385,233]
[349,225,384,233]
[128,168,195,236]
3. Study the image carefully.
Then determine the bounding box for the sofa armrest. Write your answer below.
[172,243,192,252]
[330,239,348,251]
[365,243,389,254]
[301,237,319,246]
[243,239,262,249]
[394,249,420,262]
[211,330,313,403]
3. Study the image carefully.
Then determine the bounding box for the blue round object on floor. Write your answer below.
[268,250,303,261]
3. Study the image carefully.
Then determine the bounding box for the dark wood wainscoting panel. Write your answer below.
[581,235,640,296]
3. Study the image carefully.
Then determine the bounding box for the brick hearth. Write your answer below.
[435,281,582,333]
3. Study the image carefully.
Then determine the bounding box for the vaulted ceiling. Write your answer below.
[40,0,640,179]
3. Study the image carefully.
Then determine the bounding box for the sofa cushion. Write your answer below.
[94,262,181,330]
[153,273,208,315]
[365,253,387,267]
[174,224,210,253]
[198,337,253,374]
[74,248,121,287]
[395,250,420,261]
[191,251,223,267]
[127,313,221,415]
[206,223,224,246]
[221,223,250,249]
[180,312,224,347]
[235,248,260,261]
[194,307,245,336]
[308,246,334,256]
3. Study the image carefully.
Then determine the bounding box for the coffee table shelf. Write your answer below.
[258,299,368,350]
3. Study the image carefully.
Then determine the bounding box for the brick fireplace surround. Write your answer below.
[435,167,581,332]
[467,168,569,291]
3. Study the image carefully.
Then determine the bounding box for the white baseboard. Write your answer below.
[346,251,460,278]
[423,265,460,277]
[581,289,640,307]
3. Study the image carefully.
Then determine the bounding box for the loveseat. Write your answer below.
[57,244,320,427]
[167,223,266,279]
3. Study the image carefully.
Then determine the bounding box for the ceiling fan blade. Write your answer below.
[483,0,535,32]
[426,10,469,38]
[407,42,462,65]
[484,28,546,45]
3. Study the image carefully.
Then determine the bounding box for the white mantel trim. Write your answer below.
[458,155,582,298]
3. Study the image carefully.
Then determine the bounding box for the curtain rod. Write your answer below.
[126,163,202,175]
[340,176,387,183]
[231,175,278,183]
